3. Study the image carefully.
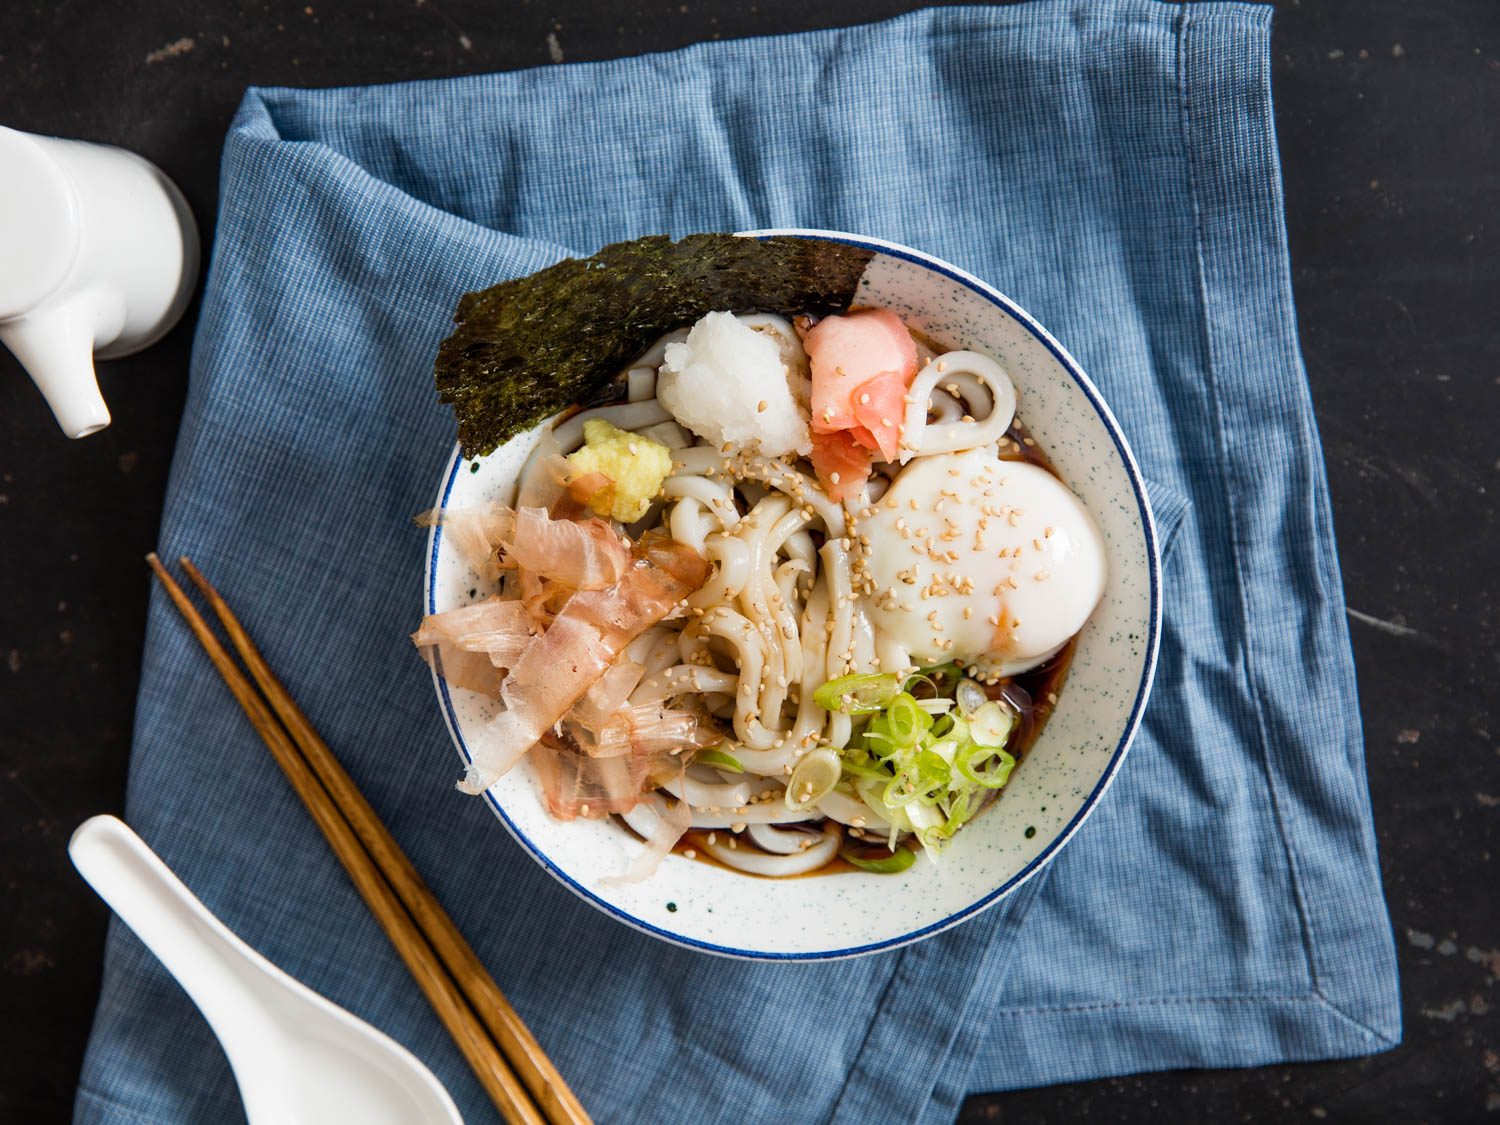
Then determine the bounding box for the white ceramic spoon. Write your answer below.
[69,815,463,1125]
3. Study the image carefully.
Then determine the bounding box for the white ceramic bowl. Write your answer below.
[423,230,1161,960]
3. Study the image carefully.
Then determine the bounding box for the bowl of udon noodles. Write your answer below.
[418,230,1161,959]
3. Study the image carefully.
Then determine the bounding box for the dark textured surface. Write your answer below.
[0,1,1494,1121]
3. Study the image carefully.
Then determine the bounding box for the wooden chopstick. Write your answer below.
[174,557,592,1125]
[145,554,553,1125]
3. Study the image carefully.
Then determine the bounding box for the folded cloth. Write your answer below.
[74,2,1401,1121]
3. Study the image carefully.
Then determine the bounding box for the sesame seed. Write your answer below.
[1034,570,1051,582]
[1024,437,1037,447]
[580,803,590,816]
[963,606,973,619]
[684,848,698,859]
[945,382,959,394]
[880,417,893,428]
[732,822,746,833]
[708,832,718,845]
[859,392,871,405]
[757,399,768,413]
[947,466,961,478]
[830,471,841,484]
[1005,575,1019,589]
[1045,526,1055,537]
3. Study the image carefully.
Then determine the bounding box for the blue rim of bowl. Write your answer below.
[425,228,1163,961]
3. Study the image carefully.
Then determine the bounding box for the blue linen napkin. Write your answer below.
[74,3,1401,1121]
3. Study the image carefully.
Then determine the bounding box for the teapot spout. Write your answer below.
[1,294,114,439]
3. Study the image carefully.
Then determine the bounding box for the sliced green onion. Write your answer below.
[968,700,1016,748]
[884,693,932,746]
[785,747,842,810]
[904,801,946,859]
[693,746,744,773]
[904,662,960,697]
[955,678,987,716]
[925,739,959,766]
[914,749,954,805]
[839,755,892,781]
[901,673,937,699]
[929,712,969,743]
[883,755,948,808]
[842,847,917,874]
[903,800,943,832]
[814,673,901,714]
[940,788,978,837]
[956,742,1017,789]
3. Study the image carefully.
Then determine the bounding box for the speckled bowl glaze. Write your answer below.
[424,230,1161,960]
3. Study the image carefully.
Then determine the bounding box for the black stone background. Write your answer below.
[0,0,1495,1121]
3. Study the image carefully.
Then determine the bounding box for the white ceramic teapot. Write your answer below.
[0,126,199,437]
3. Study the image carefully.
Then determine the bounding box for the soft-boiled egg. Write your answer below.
[858,449,1107,679]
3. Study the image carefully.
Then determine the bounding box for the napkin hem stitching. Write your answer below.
[1175,0,1321,997]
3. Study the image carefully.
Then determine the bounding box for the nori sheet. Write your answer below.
[434,233,876,458]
